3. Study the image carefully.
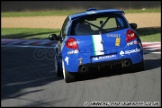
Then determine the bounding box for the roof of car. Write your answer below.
[69,9,124,20]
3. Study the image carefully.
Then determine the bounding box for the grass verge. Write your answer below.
[1,27,161,42]
[136,27,161,42]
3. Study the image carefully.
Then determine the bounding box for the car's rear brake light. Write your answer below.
[126,29,137,42]
[66,37,78,49]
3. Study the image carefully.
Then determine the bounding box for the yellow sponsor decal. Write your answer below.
[115,38,120,46]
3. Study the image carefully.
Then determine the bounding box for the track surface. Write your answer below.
[1,47,161,107]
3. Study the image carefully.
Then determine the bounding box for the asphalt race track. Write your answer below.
[1,47,161,107]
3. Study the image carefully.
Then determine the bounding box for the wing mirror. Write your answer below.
[129,23,137,29]
[48,34,59,40]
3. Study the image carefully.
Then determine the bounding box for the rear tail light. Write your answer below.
[126,29,137,42]
[66,37,78,49]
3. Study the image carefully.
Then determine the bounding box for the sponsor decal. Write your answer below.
[92,35,104,56]
[93,54,116,61]
[134,40,138,44]
[78,58,83,65]
[119,48,141,56]
[65,56,69,65]
[107,34,120,38]
[115,38,120,46]
[127,41,134,46]
[127,40,138,46]
[67,50,79,55]
[125,48,140,55]
[120,50,125,56]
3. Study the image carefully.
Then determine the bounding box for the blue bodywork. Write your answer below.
[56,9,144,73]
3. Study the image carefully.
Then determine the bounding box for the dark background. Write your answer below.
[1,1,161,12]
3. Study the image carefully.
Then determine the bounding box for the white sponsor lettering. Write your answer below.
[134,40,138,44]
[93,57,99,60]
[93,54,116,61]
[107,34,120,38]
[67,50,79,55]
[125,48,141,55]
[127,40,138,46]
[120,48,141,56]
[127,41,134,46]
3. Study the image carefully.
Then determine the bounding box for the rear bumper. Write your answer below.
[62,50,143,73]
[78,58,132,73]
[61,41,144,73]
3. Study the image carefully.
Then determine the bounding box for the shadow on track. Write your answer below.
[1,47,62,100]
[136,26,161,37]
[144,58,161,71]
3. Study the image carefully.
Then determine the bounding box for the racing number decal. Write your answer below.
[115,38,120,46]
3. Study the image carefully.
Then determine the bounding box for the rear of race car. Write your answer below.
[60,9,144,82]
[61,29,144,74]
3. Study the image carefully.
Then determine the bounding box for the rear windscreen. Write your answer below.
[70,13,129,36]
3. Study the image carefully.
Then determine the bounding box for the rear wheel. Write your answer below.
[62,60,76,83]
[133,60,145,72]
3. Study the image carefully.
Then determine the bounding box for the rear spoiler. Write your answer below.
[70,10,125,20]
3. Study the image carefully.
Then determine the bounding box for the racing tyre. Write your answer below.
[62,60,76,83]
[54,55,63,76]
[133,60,145,72]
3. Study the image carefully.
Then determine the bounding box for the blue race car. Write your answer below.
[49,8,144,83]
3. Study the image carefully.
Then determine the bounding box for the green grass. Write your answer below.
[1,8,160,17]
[1,28,161,42]
[124,8,161,13]
[1,9,84,17]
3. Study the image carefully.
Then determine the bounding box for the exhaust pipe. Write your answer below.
[122,60,130,67]
[125,60,130,66]
[79,66,88,72]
